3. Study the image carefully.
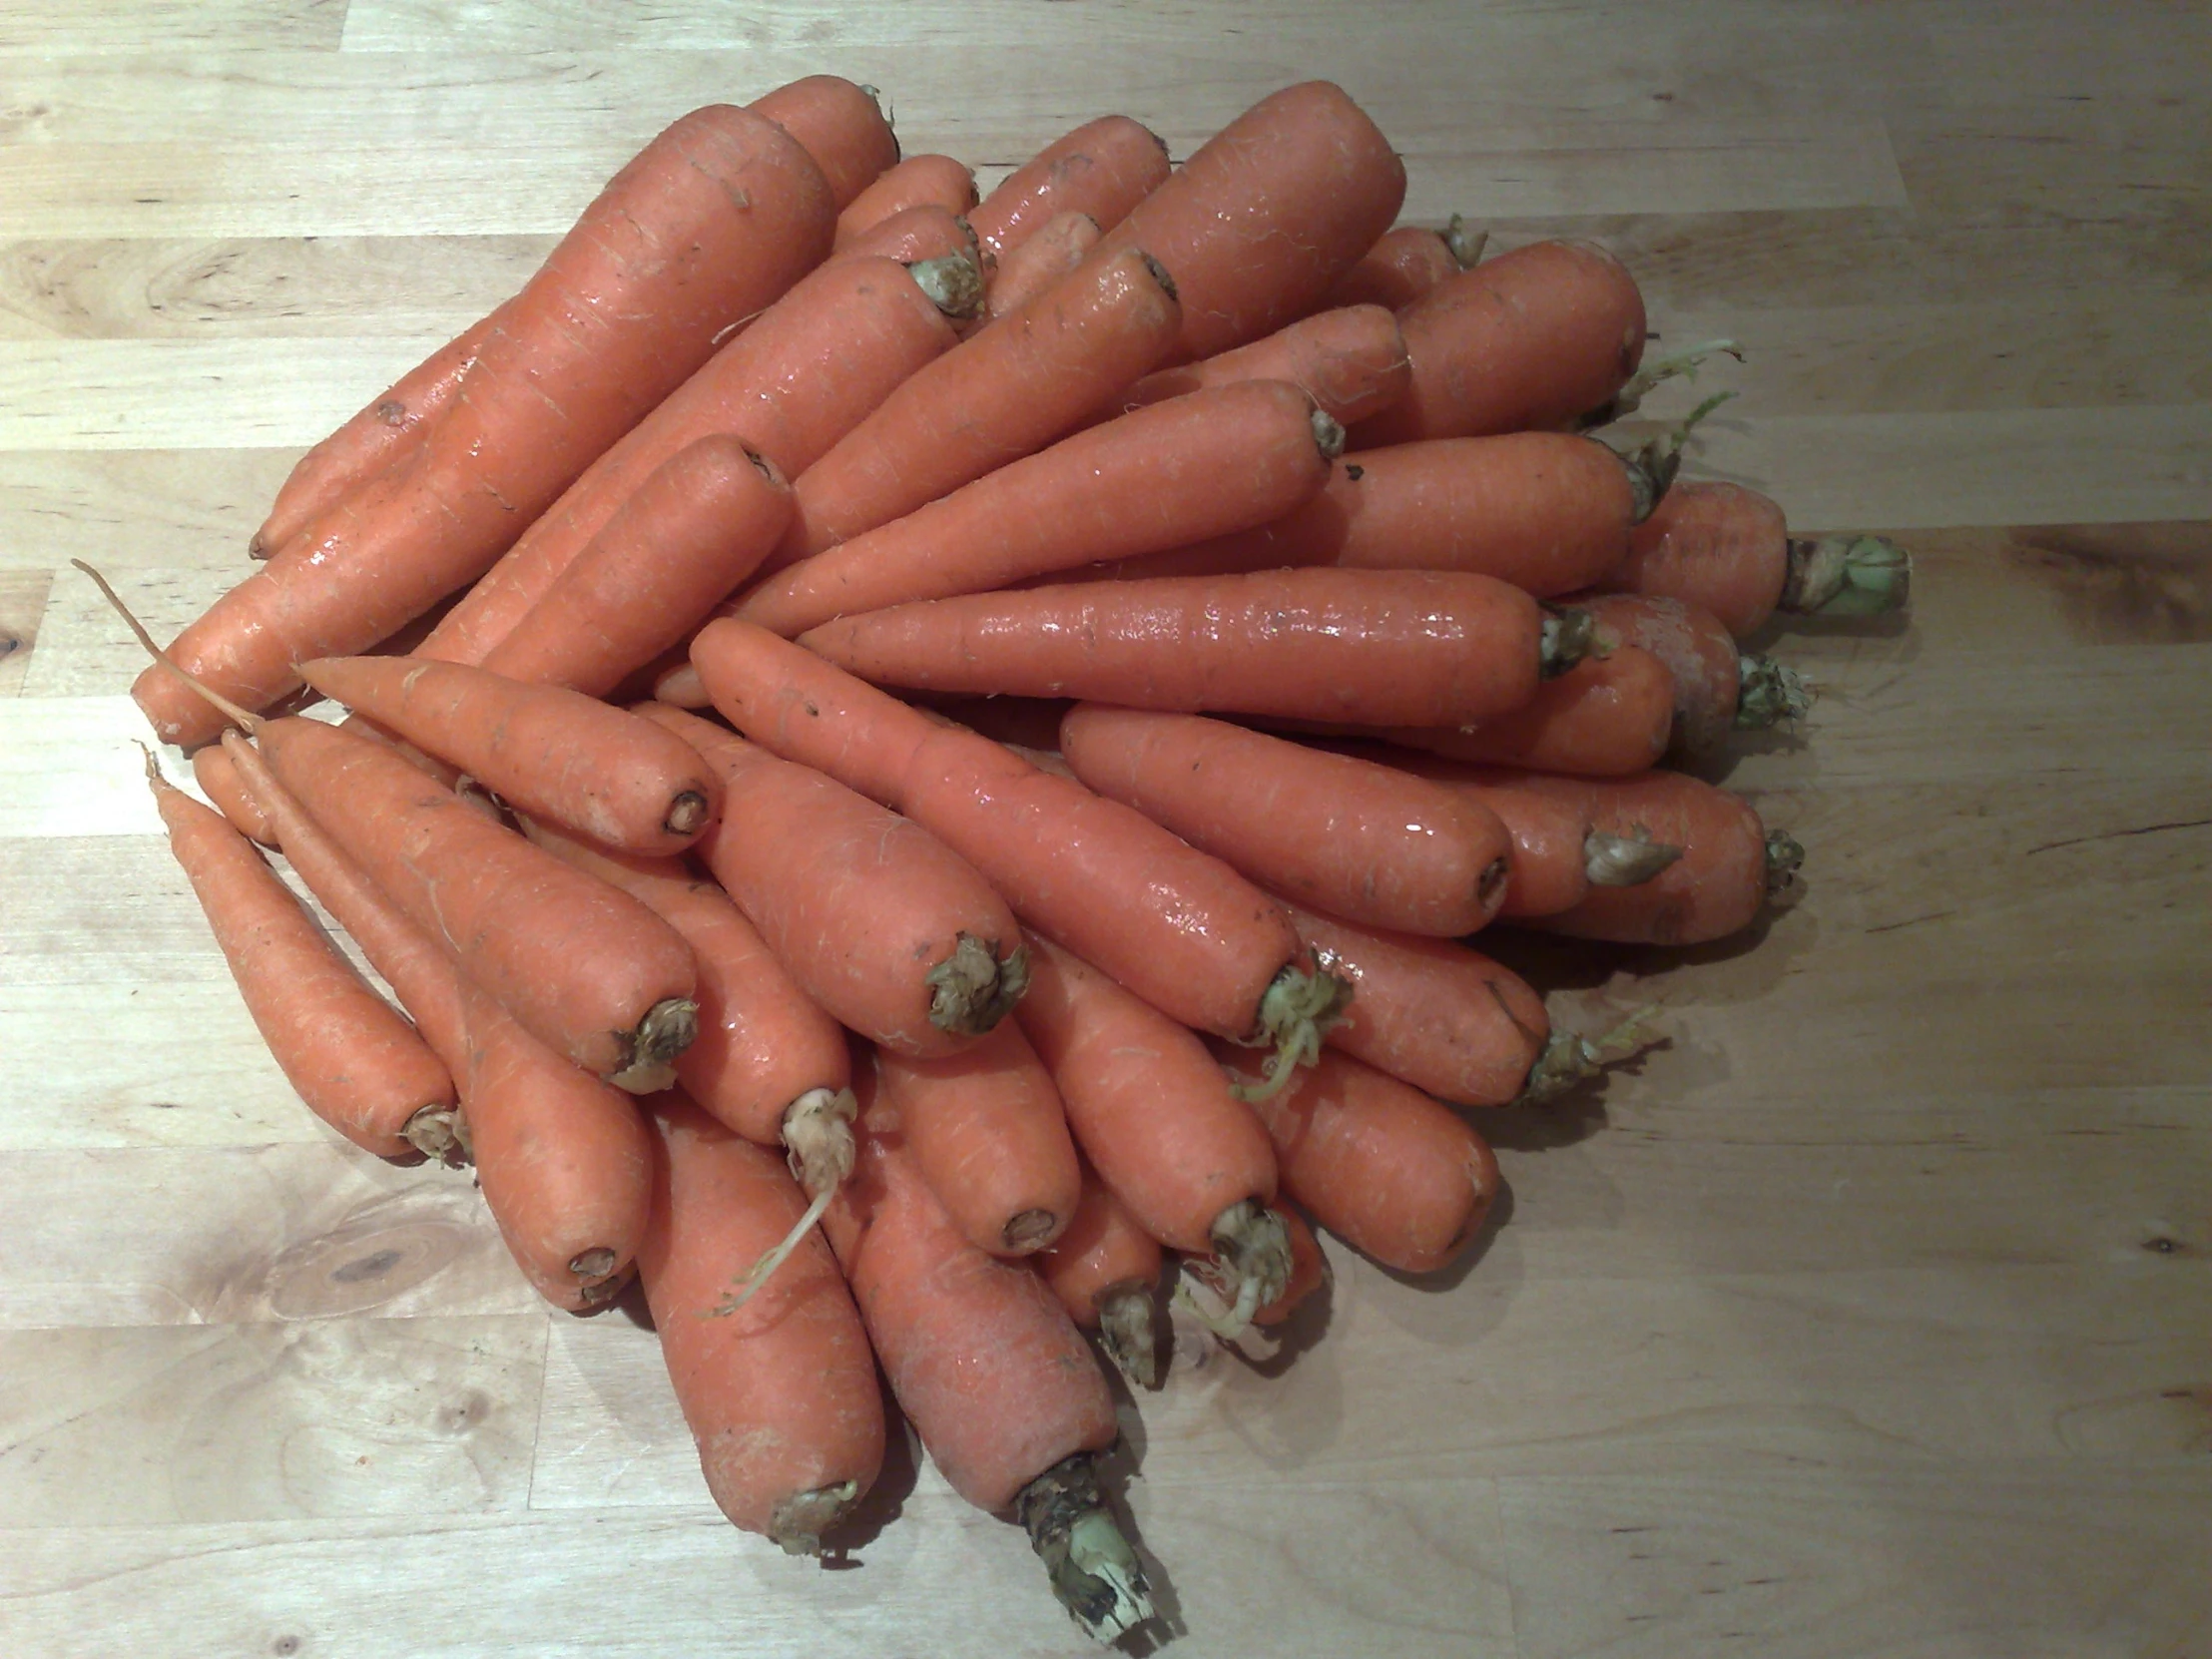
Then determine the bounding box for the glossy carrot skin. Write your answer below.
[982,211,1101,323]
[1325,225,1459,311]
[1038,1170,1164,1326]
[1342,745,1598,919]
[833,154,977,249]
[824,1057,1120,1514]
[967,115,1171,260]
[1113,303,1410,427]
[640,1090,884,1545]
[749,75,900,211]
[1610,480,1791,639]
[192,743,276,846]
[831,202,976,267]
[1379,641,1676,777]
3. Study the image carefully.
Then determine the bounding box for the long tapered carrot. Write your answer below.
[1093,81,1404,361]
[825,1056,1151,1640]
[1323,220,1475,312]
[691,621,1345,1093]
[294,657,723,855]
[749,75,900,211]
[734,380,1336,637]
[134,105,835,748]
[874,1019,1083,1257]
[142,749,455,1161]
[638,703,1026,1056]
[1059,705,1511,937]
[832,154,978,249]
[1215,1043,1502,1274]
[767,244,1184,568]
[640,1089,884,1554]
[418,253,968,670]
[1350,240,1648,450]
[476,437,792,697]
[1110,304,1410,427]
[192,741,276,846]
[1575,592,1813,754]
[1036,1166,1165,1387]
[967,115,1172,261]
[1366,640,1678,777]
[983,210,1101,323]
[797,568,1582,730]
[830,202,977,268]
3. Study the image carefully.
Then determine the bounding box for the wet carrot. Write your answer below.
[749,75,900,211]
[982,210,1102,323]
[192,742,276,846]
[967,115,1171,260]
[1575,591,1813,754]
[831,202,978,268]
[1036,1167,1165,1387]
[832,154,978,249]
[1323,220,1474,311]
[1112,303,1410,426]
[1372,641,1678,777]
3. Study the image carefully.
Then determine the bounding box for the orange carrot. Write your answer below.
[417,253,967,670]
[250,310,499,559]
[1323,219,1479,312]
[1094,82,1405,361]
[692,621,1344,1090]
[1575,592,1813,754]
[1350,240,1648,449]
[142,749,454,1161]
[826,1055,1151,1639]
[1216,1043,1501,1273]
[639,1088,884,1553]
[1058,705,1511,937]
[294,656,723,855]
[1111,303,1410,426]
[830,201,978,268]
[1252,1204,1328,1326]
[982,210,1101,323]
[733,379,1335,636]
[1368,640,1678,777]
[192,742,276,846]
[767,244,1184,569]
[475,437,792,697]
[1036,1166,1165,1386]
[967,115,1172,260]
[796,568,1578,729]
[749,75,900,211]
[638,704,1025,1056]
[134,105,836,748]
[874,1020,1083,1257]
[832,154,978,250]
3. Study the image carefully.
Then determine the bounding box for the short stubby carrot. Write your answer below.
[796,568,1573,731]
[255,716,699,1090]
[1575,591,1813,754]
[478,437,793,697]
[1217,1042,1502,1274]
[1350,240,1647,450]
[832,154,978,250]
[640,1089,884,1554]
[1283,898,1551,1108]
[1324,223,1465,312]
[1036,1166,1165,1387]
[749,74,900,211]
[1094,81,1404,361]
[192,742,276,846]
[830,202,977,268]
[768,244,1184,568]
[1613,480,1790,639]
[294,656,723,856]
[825,1057,1151,1640]
[1058,705,1511,936]
[1112,304,1410,427]
[734,379,1334,637]
[638,703,1026,1056]
[1379,640,1677,777]
[983,211,1101,323]
[145,752,454,1161]
[418,253,964,669]
[967,115,1171,261]
[135,104,836,749]
[875,1020,1083,1257]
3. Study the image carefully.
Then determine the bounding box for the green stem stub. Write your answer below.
[608,996,699,1094]
[1201,1200,1293,1339]
[907,252,985,321]
[1539,605,1599,679]
[1231,964,1351,1103]
[1443,215,1487,269]
[1782,535,1914,618]
[1765,830,1807,898]
[1095,1282,1163,1390]
[1583,829,1684,887]
[1583,339,1743,429]
[1614,387,1739,514]
[1016,1454,1155,1644]
[926,934,1028,1037]
[770,1480,858,1557]
[1511,1007,1666,1107]
[1735,656,1816,729]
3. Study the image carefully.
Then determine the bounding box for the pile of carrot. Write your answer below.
[110,76,1909,1642]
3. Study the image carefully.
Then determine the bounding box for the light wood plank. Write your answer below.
[0,704,170,840]
[0,566,47,693]
[0,1,345,52]
[0,450,292,573]
[17,566,252,696]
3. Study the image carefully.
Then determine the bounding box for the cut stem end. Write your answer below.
[926,935,1028,1038]
[1015,1454,1154,1644]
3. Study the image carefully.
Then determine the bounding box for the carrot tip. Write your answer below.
[1735,655,1816,730]
[74,558,262,735]
[1002,1207,1060,1253]
[1443,215,1487,270]
[1095,1282,1164,1390]
[1583,828,1684,888]
[1016,1454,1155,1643]
[924,934,1028,1038]
[1765,830,1807,899]
[247,530,272,560]
[783,1085,858,1197]
[401,1103,471,1167]
[1311,407,1347,460]
[907,251,985,321]
[606,996,699,1094]
[663,789,715,839]
[1539,606,1599,680]
[770,1480,860,1557]
[1783,534,1914,618]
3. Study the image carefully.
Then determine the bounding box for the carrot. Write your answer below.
[1093,82,1405,361]
[1364,640,1678,777]
[639,1089,884,1554]
[140,747,455,1161]
[1058,705,1511,937]
[1036,1167,1165,1387]
[692,620,1345,1095]
[417,253,968,670]
[134,104,836,748]
[1216,1043,1501,1274]
[637,703,1026,1056]
[1280,897,1550,1107]
[796,568,1585,730]
[1111,303,1410,427]
[967,115,1172,261]
[1253,1206,1329,1325]
[474,437,792,698]
[1780,533,1915,619]
[749,75,900,212]
[981,211,1101,322]
[1507,769,1804,946]
[1349,240,1648,450]
[831,201,978,268]
[1575,592,1813,754]
[767,244,1184,569]
[733,380,1337,637]
[1059,431,1645,595]
[1323,218,1480,312]
[293,656,723,855]
[249,309,498,559]
[192,742,276,846]
[874,1020,1083,1257]
[832,154,978,250]
[826,1055,1151,1640]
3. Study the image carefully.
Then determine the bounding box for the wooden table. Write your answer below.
[3,5,2208,1654]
